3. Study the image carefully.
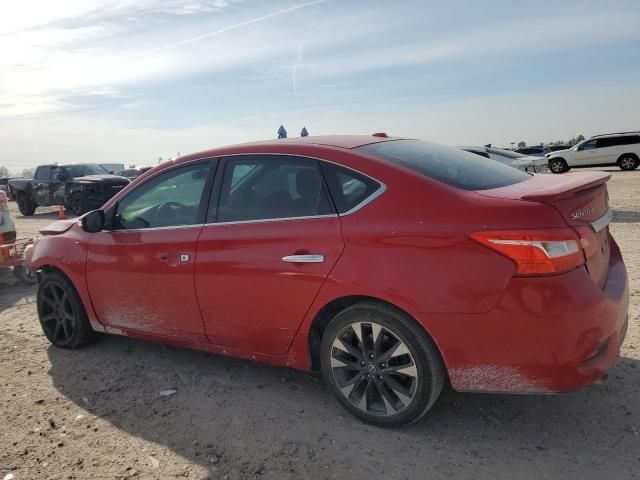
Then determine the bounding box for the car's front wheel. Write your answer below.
[548,158,568,174]
[37,271,98,349]
[17,193,36,216]
[321,301,444,427]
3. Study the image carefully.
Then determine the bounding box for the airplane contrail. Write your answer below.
[120,0,328,61]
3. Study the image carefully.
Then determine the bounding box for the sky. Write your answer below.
[1,0,639,173]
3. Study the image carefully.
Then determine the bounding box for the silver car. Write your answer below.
[460,146,548,173]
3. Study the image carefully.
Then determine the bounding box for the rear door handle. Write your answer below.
[282,254,325,263]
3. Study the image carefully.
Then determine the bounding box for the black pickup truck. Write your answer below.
[9,164,129,216]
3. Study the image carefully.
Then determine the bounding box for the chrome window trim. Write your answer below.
[204,214,338,227]
[210,152,387,220]
[591,209,612,232]
[340,183,386,216]
[100,223,205,234]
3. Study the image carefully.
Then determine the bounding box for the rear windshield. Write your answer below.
[357,140,530,190]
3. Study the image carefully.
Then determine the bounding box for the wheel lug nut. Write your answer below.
[369,354,374,359]
[379,375,383,380]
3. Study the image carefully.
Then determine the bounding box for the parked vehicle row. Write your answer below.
[115,166,153,180]
[27,135,628,427]
[547,132,640,173]
[460,146,548,173]
[8,164,129,216]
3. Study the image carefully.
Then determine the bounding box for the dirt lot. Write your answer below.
[1,169,638,480]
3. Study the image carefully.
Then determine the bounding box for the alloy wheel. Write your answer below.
[39,283,76,344]
[620,157,635,170]
[550,160,565,173]
[330,321,418,416]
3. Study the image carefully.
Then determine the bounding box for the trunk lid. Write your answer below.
[478,172,612,287]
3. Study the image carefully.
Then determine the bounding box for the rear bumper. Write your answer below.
[432,237,629,393]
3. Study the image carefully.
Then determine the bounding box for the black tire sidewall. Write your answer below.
[18,193,35,216]
[619,155,638,171]
[320,302,443,427]
[549,158,567,174]
[37,272,95,349]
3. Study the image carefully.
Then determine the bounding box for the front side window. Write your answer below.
[215,155,333,223]
[580,139,597,150]
[114,162,211,230]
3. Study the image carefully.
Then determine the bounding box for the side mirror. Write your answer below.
[82,210,105,233]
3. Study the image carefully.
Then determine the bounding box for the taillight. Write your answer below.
[470,228,584,275]
[0,193,7,209]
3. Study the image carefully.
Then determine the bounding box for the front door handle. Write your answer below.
[282,254,325,263]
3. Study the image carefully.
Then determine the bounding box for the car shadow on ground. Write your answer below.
[0,268,36,314]
[46,334,640,479]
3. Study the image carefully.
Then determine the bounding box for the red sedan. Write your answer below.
[29,135,629,426]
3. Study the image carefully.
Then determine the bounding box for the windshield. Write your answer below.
[63,164,110,177]
[357,139,530,190]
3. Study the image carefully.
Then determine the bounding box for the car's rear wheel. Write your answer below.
[321,301,444,427]
[618,154,638,171]
[548,158,568,174]
[37,271,98,349]
[17,193,36,216]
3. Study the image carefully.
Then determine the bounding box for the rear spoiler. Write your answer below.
[521,172,610,202]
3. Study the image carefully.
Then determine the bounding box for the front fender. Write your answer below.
[30,226,105,332]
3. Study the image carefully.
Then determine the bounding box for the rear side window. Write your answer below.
[215,155,334,223]
[624,135,640,144]
[357,140,530,191]
[596,137,623,148]
[320,163,381,214]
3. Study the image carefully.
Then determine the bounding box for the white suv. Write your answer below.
[547,132,640,173]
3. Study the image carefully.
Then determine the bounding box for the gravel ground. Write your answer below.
[1,169,638,480]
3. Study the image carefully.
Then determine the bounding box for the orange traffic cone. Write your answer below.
[58,205,65,220]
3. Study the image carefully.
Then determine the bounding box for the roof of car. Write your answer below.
[176,135,401,163]
[591,131,640,138]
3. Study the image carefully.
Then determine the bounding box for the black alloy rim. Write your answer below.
[330,321,418,416]
[39,283,75,343]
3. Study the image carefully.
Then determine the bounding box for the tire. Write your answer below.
[320,301,444,427]
[37,271,98,349]
[70,192,86,216]
[17,192,36,216]
[548,158,568,174]
[13,265,38,285]
[618,154,638,171]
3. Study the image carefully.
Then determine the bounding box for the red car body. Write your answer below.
[30,136,629,394]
